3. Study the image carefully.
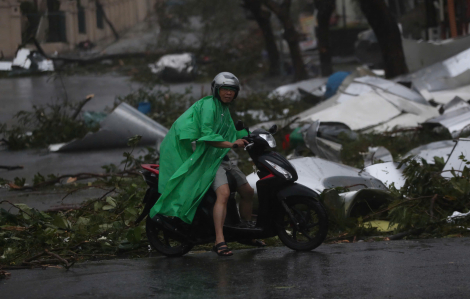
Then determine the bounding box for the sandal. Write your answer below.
[238,239,266,247]
[212,242,233,257]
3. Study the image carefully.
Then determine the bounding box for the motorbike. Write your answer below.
[135,121,328,257]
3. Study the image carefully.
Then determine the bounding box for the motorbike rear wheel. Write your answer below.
[146,216,193,257]
[276,196,328,251]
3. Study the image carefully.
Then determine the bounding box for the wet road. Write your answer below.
[0,146,147,212]
[2,238,469,298]
[0,75,211,126]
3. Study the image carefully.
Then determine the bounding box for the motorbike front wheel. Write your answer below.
[276,196,328,251]
[146,216,193,257]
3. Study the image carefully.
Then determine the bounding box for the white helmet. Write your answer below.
[211,72,240,100]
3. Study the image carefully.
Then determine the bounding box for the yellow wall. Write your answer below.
[0,0,155,58]
[0,0,22,58]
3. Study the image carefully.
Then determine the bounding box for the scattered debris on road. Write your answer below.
[148,53,196,81]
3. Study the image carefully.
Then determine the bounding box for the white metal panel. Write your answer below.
[442,138,470,178]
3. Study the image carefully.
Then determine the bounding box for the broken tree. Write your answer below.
[358,0,409,78]
[314,0,335,76]
[242,0,281,76]
[262,0,308,81]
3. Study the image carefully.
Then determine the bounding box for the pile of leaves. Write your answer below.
[0,179,147,269]
[386,156,470,236]
[321,155,470,243]
[0,95,98,150]
[0,137,154,269]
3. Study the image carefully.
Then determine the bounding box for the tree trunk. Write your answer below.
[359,0,409,78]
[242,0,280,76]
[262,0,308,81]
[314,0,335,76]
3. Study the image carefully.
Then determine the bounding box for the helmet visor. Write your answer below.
[219,86,238,92]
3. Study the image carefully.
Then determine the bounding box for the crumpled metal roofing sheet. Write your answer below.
[363,162,406,190]
[401,47,470,92]
[49,103,168,152]
[424,106,470,137]
[247,156,388,194]
[442,138,470,178]
[338,76,428,105]
[269,78,327,101]
[300,91,402,131]
[404,140,456,164]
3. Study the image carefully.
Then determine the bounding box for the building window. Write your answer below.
[96,3,104,29]
[77,0,86,34]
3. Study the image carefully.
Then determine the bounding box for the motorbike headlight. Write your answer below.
[259,134,276,148]
[266,160,292,179]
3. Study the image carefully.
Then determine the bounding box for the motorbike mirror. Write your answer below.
[235,120,245,131]
[268,124,278,135]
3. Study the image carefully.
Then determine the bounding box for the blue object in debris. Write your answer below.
[324,71,350,99]
[137,102,152,115]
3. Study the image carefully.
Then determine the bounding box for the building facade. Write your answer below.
[0,0,154,58]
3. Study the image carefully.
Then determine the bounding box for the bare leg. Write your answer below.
[237,183,265,246]
[237,183,254,221]
[213,184,232,254]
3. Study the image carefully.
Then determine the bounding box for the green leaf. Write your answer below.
[94,201,104,211]
[106,197,117,207]
[125,207,138,216]
[127,135,142,147]
[102,205,115,211]
[13,203,32,219]
[13,177,26,187]
[76,217,90,226]
[52,215,69,230]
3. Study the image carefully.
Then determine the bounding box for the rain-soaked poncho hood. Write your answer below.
[150,96,237,223]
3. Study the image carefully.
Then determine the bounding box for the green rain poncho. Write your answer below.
[149,96,237,223]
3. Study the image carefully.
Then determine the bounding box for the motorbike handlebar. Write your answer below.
[244,142,254,150]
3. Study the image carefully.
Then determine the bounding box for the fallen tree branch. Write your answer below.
[362,195,435,220]
[0,165,24,171]
[81,187,117,208]
[24,251,47,263]
[71,94,94,120]
[12,170,139,191]
[429,194,438,220]
[53,52,163,65]
[45,249,73,269]
[0,200,35,218]
[387,228,424,240]
[0,270,11,279]
[0,265,39,270]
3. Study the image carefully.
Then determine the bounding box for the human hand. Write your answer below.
[232,139,249,148]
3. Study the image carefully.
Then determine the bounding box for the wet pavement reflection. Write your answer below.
[3,238,469,298]
[0,75,211,126]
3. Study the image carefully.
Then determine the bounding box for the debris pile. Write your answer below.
[148,53,196,81]
[0,48,54,74]
[248,48,470,238]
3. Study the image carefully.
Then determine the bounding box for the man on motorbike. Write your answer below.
[150,72,259,256]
